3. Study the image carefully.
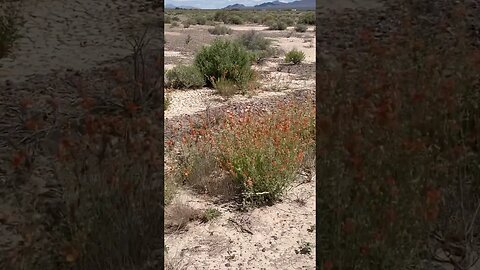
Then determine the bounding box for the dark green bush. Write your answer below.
[165,65,205,89]
[267,21,287,30]
[299,12,315,25]
[194,39,254,89]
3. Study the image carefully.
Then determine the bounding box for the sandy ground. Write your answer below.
[165,174,316,270]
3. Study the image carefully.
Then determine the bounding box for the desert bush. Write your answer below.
[213,11,243,24]
[0,5,22,58]
[195,16,206,25]
[182,21,190,28]
[267,21,287,31]
[172,100,315,205]
[171,21,179,27]
[237,30,278,62]
[318,3,480,269]
[299,12,315,25]
[165,65,205,89]
[212,77,238,96]
[285,49,305,64]
[228,15,243,25]
[208,25,233,35]
[294,24,307,33]
[194,38,254,90]
[282,18,295,27]
[172,16,180,21]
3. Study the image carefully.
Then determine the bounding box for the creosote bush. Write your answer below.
[285,49,305,64]
[236,30,277,61]
[267,20,287,31]
[165,65,205,89]
[299,12,315,25]
[194,38,254,91]
[294,24,307,33]
[207,25,233,35]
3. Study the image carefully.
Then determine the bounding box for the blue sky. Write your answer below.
[166,0,297,9]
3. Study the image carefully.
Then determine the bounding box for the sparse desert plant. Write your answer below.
[237,30,278,62]
[165,65,205,89]
[164,93,171,110]
[164,15,171,24]
[208,25,233,35]
[172,16,180,21]
[185,34,191,45]
[211,76,238,96]
[183,21,190,28]
[194,38,254,90]
[201,208,221,222]
[294,24,307,33]
[285,49,305,64]
[171,21,179,27]
[194,16,206,25]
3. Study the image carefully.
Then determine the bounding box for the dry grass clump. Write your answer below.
[318,2,480,269]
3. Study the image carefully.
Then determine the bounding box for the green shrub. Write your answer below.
[294,24,307,32]
[165,65,205,89]
[282,18,295,26]
[194,39,254,89]
[228,15,243,25]
[195,16,206,25]
[237,30,278,62]
[267,21,287,30]
[285,49,305,64]
[208,25,233,35]
[299,12,315,25]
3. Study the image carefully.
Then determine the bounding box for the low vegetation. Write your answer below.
[165,65,205,89]
[167,99,315,205]
[237,30,279,62]
[294,24,307,33]
[208,25,233,35]
[194,38,255,93]
[285,49,305,64]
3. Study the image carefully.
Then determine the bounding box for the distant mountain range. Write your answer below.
[165,4,199,9]
[224,0,315,10]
